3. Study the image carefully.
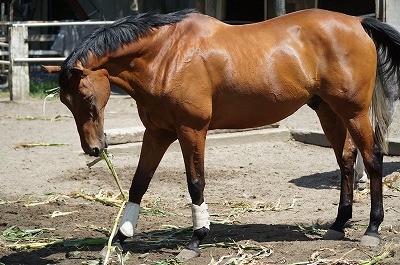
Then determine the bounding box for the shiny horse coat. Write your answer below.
[44,9,400,252]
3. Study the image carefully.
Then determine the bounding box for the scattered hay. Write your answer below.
[24,194,69,207]
[223,196,296,212]
[15,142,69,148]
[42,210,78,218]
[210,197,296,223]
[79,225,111,235]
[354,190,369,203]
[1,226,63,250]
[203,241,273,265]
[70,189,180,219]
[296,223,327,239]
[152,257,183,265]
[0,194,69,207]
[292,245,396,265]
[0,198,26,205]
[359,248,394,265]
[16,116,47,121]
[70,189,125,208]
[0,225,109,250]
[383,175,400,192]
[152,241,272,265]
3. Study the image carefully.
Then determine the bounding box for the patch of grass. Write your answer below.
[29,75,58,98]
[0,89,8,98]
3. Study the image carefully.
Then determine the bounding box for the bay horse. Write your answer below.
[43,8,400,254]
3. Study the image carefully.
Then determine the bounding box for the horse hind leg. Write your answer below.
[354,92,399,187]
[311,98,357,240]
[345,114,384,246]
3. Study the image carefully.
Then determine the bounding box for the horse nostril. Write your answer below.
[93,147,100,157]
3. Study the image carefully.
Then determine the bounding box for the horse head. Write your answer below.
[43,64,110,157]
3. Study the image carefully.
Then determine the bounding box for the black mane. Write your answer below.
[59,9,196,87]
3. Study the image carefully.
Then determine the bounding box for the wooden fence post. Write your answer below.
[385,0,400,28]
[9,25,29,101]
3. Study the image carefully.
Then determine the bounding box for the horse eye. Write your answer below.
[85,95,94,104]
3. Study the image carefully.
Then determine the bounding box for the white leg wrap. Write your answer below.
[192,202,210,230]
[119,202,140,237]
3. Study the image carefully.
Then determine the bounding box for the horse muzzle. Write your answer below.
[90,147,102,157]
[83,133,108,157]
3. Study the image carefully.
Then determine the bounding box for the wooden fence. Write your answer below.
[0,20,113,101]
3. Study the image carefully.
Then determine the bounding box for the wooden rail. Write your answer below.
[2,20,113,100]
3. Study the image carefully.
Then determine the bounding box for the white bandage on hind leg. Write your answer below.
[119,202,140,237]
[192,202,210,230]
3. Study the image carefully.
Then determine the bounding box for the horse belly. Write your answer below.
[209,90,308,130]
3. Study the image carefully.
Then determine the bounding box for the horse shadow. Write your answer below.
[289,161,400,190]
[0,222,353,264]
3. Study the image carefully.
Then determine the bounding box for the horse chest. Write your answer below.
[137,104,175,131]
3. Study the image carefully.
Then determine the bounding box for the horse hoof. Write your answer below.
[176,248,200,260]
[360,234,380,247]
[323,229,345,240]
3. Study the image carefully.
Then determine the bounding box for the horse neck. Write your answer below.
[94,26,174,101]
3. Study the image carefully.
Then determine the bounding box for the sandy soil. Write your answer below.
[1,95,400,265]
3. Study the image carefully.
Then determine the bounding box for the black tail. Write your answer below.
[361,18,400,151]
[361,18,400,84]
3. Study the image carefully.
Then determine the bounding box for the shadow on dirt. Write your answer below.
[0,245,103,265]
[289,161,400,190]
[0,222,344,264]
[289,169,341,190]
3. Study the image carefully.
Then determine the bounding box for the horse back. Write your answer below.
[142,10,377,130]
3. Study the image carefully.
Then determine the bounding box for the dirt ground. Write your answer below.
[1,95,400,265]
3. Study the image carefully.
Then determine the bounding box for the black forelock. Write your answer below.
[59,9,196,88]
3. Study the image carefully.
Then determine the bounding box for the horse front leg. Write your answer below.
[176,125,210,257]
[112,128,177,246]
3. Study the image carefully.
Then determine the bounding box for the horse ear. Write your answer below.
[69,67,84,78]
[42,65,61,75]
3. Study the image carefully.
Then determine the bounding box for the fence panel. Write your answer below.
[2,20,113,101]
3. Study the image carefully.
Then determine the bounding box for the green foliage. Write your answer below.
[29,75,58,98]
[1,226,55,242]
